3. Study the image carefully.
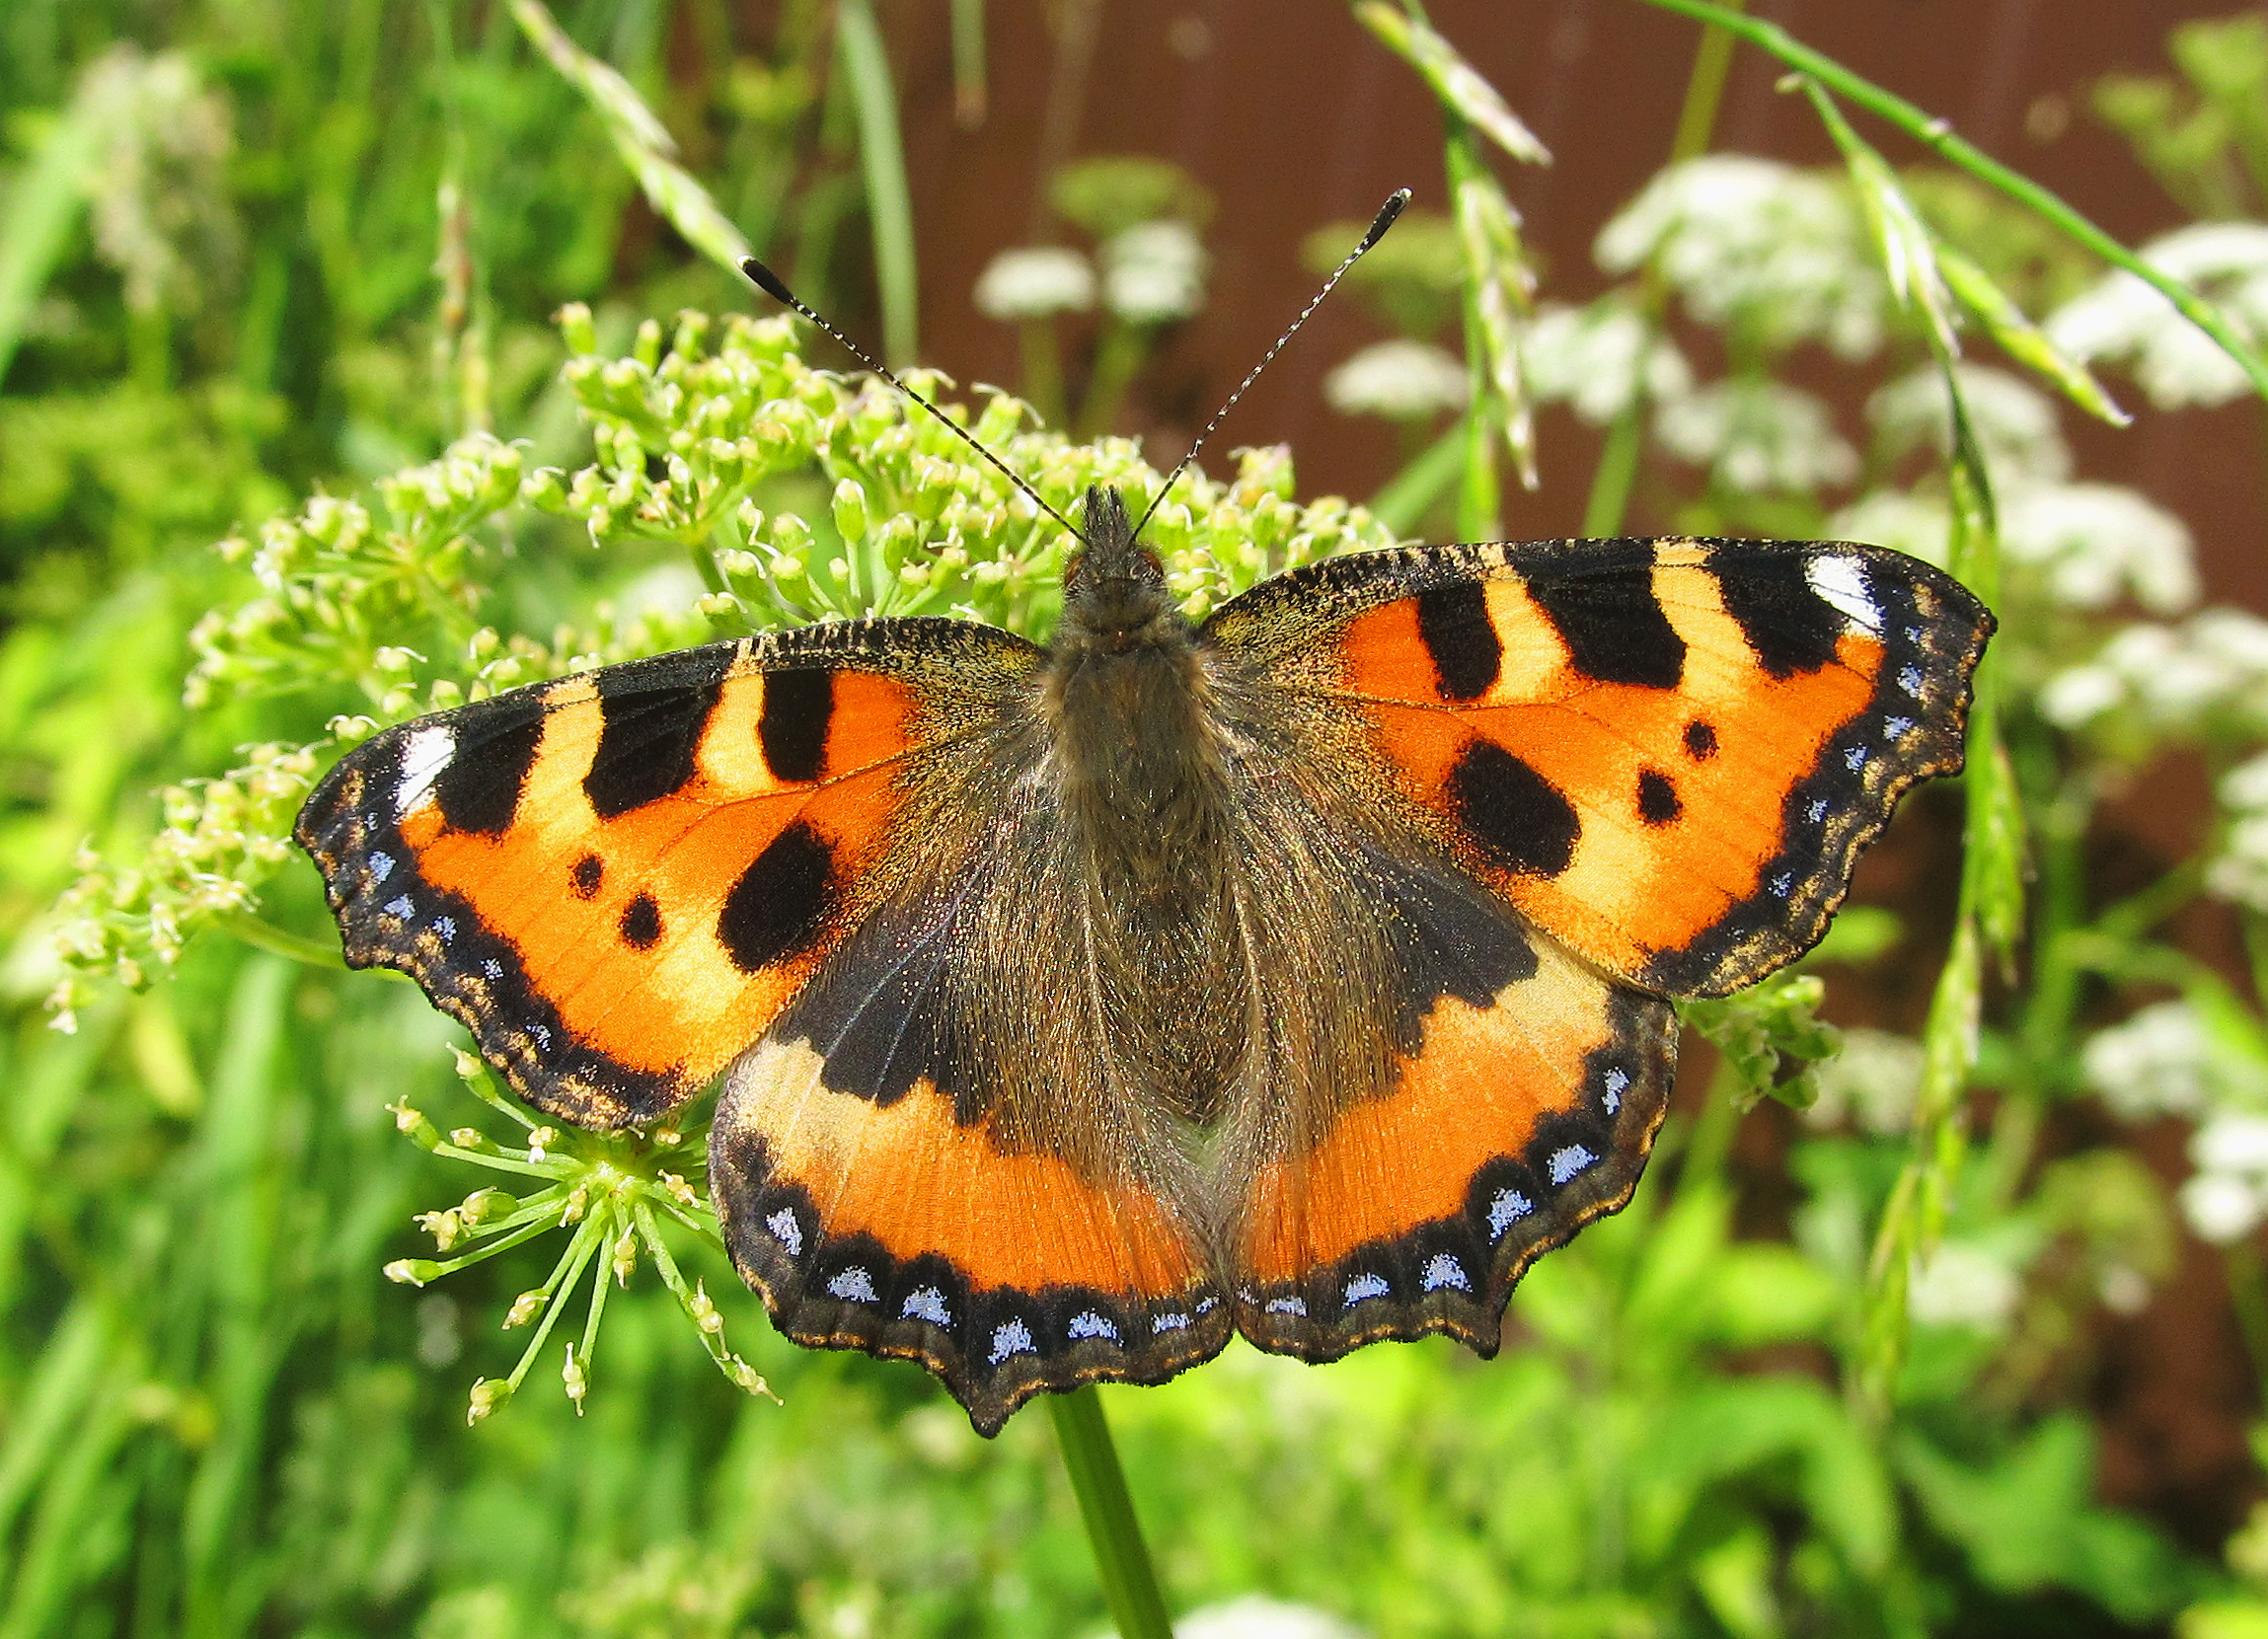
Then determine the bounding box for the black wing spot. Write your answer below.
[1414,582,1502,702]
[584,653,731,819]
[620,893,663,949]
[719,822,838,972]
[571,854,604,898]
[1449,739,1580,877]
[433,693,547,835]
[1636,770,1682,827]
[759,669,836,783]
[1684,719,1718,761]
[1713,551,1843,679]
[1524,545,1684,688]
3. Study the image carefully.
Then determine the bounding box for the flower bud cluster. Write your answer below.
[47,743,318,1029]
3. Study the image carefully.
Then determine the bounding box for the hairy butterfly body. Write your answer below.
[297,481,1990,1434]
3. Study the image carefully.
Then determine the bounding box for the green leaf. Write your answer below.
[1936,245,2130,425]
[1353,5,1550,166]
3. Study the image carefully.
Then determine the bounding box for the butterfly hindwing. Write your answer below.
[1216,843,1677,1359]
[710,843,1231,1435]
[1206,538,1992,999]
[294,618,1041,1128]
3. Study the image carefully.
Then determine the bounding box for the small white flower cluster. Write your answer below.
[2083,998,2268,1242]
[2209,752,2268,914]
[1323,338,1468,419]
[1654,379,1857,494]
[974,220,1208,328]
[2084,1000,2230,1122]
[2040,608,2268,737]
[1803,1026,1924,1136]
[2184,1116,2268,1243]
[973,247,1096,320]
[1908,1241,2023,1333]
[78,44,238,319]
[1519,298,1694,426]
[1836,367,2198,615]
[1102,219,1208,324]
[2047,224,2268,409]
[1596,156,1885,358]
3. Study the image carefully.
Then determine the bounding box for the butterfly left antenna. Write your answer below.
[738,259,1083,542]
[1129,187,1411,542]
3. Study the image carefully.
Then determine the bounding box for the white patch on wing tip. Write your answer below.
[394,725,455,815]
[1806,555,1880,633]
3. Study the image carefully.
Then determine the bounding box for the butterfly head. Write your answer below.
[1059,484,1181,653]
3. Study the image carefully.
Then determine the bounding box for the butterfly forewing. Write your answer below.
[294,619,1039,1127]
[1205,536,1993,1000]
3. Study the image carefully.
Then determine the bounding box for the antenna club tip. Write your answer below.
[1362,189,1412,251]
[740,258,796,306]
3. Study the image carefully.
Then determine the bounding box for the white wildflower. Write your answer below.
[1653,380,1857,494]
[2083,1000,2221,1121]
[2180,1169,2268,1243]
[973,247,1096,321]
[2040,609,2268,734]
[2046,223,2268,409]
[1804,1027,1924,1136]
[1101,220,1206,324]
[2000,484,2197,614]
[1323,339,1468,419]
[2209,752,2268,913]
[2186,1114,2268,1242]
[1866,365,2071,484]
[1908,1242,2021,1332]
[1172,1596,1368,1639]
[1597,156,1884,357]
[1521,298,1694,424]
[1828,490,1953,569]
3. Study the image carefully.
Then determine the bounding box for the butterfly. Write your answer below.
[296,466,1990,1434]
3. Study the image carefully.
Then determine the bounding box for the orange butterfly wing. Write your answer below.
[1204,536,1988,1357]
[1209,537,1992,998]
[294,619,1038,1127]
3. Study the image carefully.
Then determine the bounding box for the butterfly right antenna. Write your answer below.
[1129,187,1410,542]
[738,259,1084,543]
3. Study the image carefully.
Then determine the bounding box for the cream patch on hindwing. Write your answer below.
[394,725,456,814]
[1805,555,1880,633]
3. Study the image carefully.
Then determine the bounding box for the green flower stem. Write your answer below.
[1049,1387,1173,1639]
[1581,0,1745,537]
[836,0,918,367]
[1633,0,2268,403]
[220,912,349,971]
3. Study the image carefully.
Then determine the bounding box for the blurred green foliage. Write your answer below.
[7,3,2268,1637]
